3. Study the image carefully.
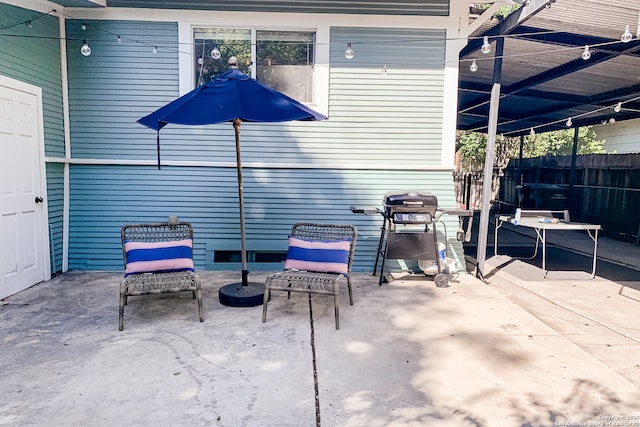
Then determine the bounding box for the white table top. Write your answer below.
[498,215,601,231]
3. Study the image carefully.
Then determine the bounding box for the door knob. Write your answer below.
[35,196,43,203]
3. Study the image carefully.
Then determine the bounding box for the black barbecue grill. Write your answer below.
[351,190,473,287]
[375,191,448,286]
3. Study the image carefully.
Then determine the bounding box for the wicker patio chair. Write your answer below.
[262,223,357,330]
[119,221,204,330]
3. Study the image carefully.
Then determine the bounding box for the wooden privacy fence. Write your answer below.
[455,154,640,244]
[453,170,501,211]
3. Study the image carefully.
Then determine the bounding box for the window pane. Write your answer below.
[194,28,252,86]
[256,30,315,103]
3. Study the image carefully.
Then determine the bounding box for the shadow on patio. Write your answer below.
[1,270,639,426]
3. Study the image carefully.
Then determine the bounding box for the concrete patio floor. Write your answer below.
[2,261,640,426]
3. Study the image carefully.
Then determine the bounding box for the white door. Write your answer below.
[0,76,49,299]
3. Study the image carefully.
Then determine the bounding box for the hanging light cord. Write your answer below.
[0,9,55,30]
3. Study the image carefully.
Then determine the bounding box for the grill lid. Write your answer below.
[383,190,438,208]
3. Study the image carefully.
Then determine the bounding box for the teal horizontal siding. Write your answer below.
[331,28,446,69]
[65,21,447,168]
[46,163,65,274]
[0,4,65,158]
[64,20,459,273]
[68,164,460,272]
[328,27,446,166]
[66,19,180,161]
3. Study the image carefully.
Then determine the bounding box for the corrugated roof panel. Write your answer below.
[459,0,640,135]
[539,56,640,97]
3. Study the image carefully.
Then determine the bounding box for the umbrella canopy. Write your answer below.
[137,62,326,307]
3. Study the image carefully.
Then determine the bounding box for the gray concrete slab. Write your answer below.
[1,269,639,427]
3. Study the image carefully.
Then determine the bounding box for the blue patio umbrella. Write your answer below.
[138,59,326,307]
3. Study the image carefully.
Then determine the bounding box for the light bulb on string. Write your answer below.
[621,24,633,42]
[609,118,616,124]
[152,46,158,54]
[26,21,32,28]
[602,120,608,126]
[581,45,591,60]
[197,57,203,65]
[81,22,87,31]
[381,64,388,75]
[117,35,122,44]
[614,102,622,113]
[344,42,354,60]
[80,40,91,56]
[481,36,491,54]
[470,59,478,72]
[566,118,572,127]
[530,128,535,136]
[211,46,221,60]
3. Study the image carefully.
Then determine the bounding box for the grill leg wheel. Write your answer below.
[434,273,449,288]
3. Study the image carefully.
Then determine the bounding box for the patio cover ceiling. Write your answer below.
[458,0,640,136]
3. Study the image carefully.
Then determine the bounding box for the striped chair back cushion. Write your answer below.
[284,237,351,276]
[124,239,194,276]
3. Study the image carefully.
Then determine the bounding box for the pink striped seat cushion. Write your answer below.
[124,239,194,277]
[284,237,351,276]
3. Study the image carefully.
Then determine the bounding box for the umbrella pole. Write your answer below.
[234,118,249,285]
[218,118,265,307]
[156,131,161,170]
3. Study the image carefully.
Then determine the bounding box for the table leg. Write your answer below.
[494,217,503,256]
[589,228,599,279]
[542,228,547,277]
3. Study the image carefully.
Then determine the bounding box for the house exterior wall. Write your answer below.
[3,2,467,274]
[0,3,65,274]
[105,0,450,16]
[596,119,640,154]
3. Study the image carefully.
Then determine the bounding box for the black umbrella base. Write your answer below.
[219,282,264,307]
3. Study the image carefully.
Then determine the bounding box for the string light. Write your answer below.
[81,22,87,31]
[152,46,158,54]
[530,128,535,136]
[344,42,354,60]
[469,59,478,72]
[80,40,91,56]
[614,102,622,112]
[481,36,491,54]
[609,117,616,124]
[581,45,591,60]
[381,64,388,75]
[117,35,122,43]
[621,24,633,43]
[210,45,221,60]
[566,117,572,127]
[26,21,32,28]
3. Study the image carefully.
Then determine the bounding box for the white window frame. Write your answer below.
[179,21,329,117]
